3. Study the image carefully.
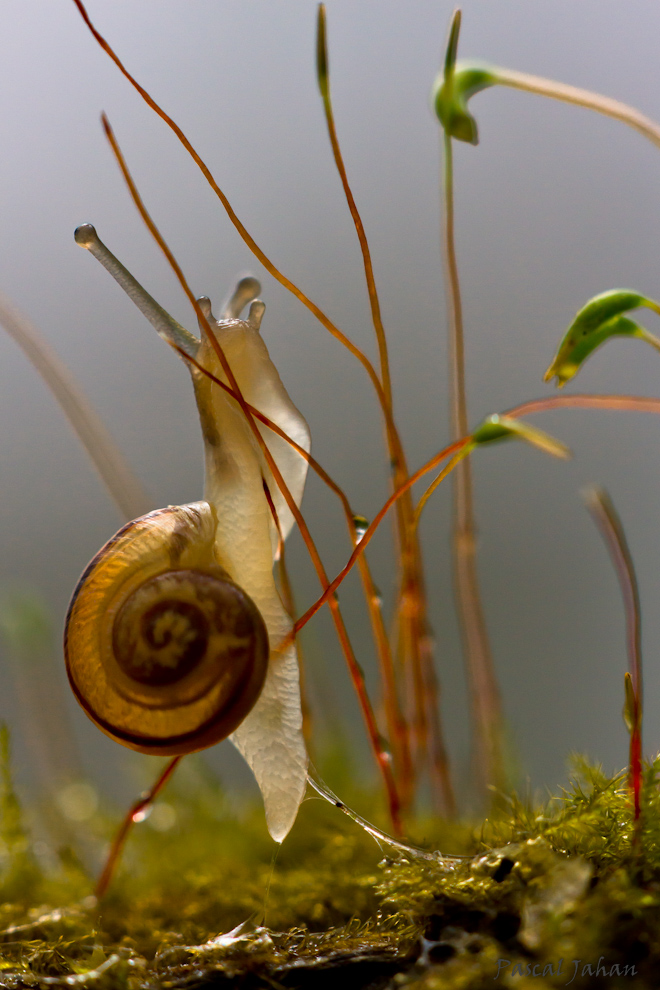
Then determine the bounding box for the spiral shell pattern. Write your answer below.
[64,502,269,755]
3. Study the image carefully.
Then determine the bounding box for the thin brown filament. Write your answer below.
[71,0,390,416]
[584,489,642,717]
[294,437,470,634]
[0,293,150,523]
[175,345,412,790]
[317,5,393,409]
[443,128,503,797]
[74,0,419,800]
[413,447,471,530]
[317,4,428,803]
[584,488,643,826]
[506,394,660,419]
[496,67,660,151]
[507,390,660,821]
[95,756,181,900]
[102,115,404,833]
[397,575,430,795]
[73,0,440,813]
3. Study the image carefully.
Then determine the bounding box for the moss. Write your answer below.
[0,747,659,987]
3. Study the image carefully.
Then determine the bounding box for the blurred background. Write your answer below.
[1,0,660,819]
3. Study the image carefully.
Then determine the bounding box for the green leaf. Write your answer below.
[471,414,570,459]
[433,60,499,145]
[544,289,660,387]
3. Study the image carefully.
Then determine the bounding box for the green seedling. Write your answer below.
[470,414,570,459]
[433,39,497,146]
[433,9,660,809]
[432,46,660,152]
[545,290,660,386]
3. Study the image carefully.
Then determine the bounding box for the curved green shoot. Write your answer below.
[470,414,571,459]
[433,61,498,145]
[439,9,502,800]
[433,11,497,146]
[432,53,660,151]
[413,415,568,530]
[545,290,660,387]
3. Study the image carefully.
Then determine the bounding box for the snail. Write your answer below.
[68,225,311,842]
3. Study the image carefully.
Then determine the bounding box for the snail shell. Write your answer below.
[64,501,269,756]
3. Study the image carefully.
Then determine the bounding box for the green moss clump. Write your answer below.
[378,757,660,987]
[0,750,659,987]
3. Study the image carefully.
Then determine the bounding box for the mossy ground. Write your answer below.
[0,742,659,989]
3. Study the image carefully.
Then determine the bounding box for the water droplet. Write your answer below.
[352,515,369,543]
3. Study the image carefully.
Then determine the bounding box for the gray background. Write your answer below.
[1,0,660,818]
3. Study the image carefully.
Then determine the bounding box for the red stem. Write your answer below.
[95,756,181,900]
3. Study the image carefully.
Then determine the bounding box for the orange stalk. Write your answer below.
[71,0,390,417]
[102,114,404,833]
[0,294,150,523]
[316,4,442,808]
[443,113,503,797]
[506,394,660,418]
[294,438,471,634]
[584,489,643,826]
[73,0,438,808]
[176,347,413,794]
[95,756,181,900]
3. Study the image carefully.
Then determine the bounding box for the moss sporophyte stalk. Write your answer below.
[2,3,660,987]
